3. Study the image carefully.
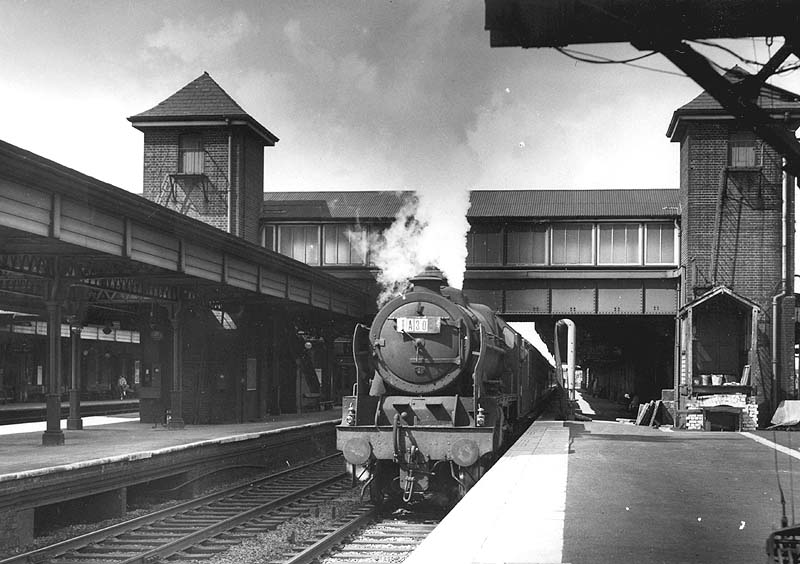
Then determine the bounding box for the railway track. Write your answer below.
[0,454,349,564]
[274,508,443,564]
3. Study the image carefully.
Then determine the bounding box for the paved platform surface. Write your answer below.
[0,409,342,479]
[408,391,799,564]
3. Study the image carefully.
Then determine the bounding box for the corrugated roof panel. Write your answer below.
[262,189,680,220]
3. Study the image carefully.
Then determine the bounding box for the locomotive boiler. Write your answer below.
[336,268,554,506]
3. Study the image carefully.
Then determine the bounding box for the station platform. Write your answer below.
[0,398,140,425]
[0,407,342,552]
[407,391,798,564]
[0,408,341,478]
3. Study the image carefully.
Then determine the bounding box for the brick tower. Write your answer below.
[668,67,800,418]
[128,72,278,244]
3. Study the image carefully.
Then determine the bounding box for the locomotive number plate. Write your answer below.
[396,316,441,334]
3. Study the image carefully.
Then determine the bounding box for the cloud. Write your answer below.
[145,11,253,65]
[283,18,377,101]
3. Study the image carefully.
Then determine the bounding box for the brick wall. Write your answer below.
[142,126,265,245]
[680,120,795,409]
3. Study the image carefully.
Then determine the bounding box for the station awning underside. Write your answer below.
[0,140,368,321]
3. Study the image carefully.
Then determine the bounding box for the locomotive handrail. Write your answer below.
[471,324,489,422]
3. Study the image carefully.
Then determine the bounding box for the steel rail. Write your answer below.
[0,453,344,564]
[119,472,348,564]
[282,506,378,564]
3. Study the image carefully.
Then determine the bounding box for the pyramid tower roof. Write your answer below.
[128,72,278,145]
[667,66,800,141]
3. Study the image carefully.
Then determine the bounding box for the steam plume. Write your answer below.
[368,190,471,306]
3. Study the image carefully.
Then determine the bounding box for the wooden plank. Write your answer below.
[0,178,51,236]
[51,193,61,239]
[635,402,653,426]
[184,242,223,281]
[288,276,311,304]
[227,256,258,291]
[312,284,331,309]
[130,223,180,270]
[260,269,287,298]
[60,198,125,255]
[331,294,348,314]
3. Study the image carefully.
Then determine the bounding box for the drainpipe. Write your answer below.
[227,122,232,234]
[772,162,794,410]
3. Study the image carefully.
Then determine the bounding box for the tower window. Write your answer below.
[178,133,204,174]
[729,131,757,168]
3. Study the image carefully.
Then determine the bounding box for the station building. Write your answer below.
[0,69,797,433]
[256,68,800,428]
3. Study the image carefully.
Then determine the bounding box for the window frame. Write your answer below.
[466,224,504,266]
[728,130,758,168]
[178,133,205,174]
[506,223,549,266]
[322,223,369,266]
[277,224,321,266]
[261,224,275,251]
[644,222,678,266]
[550,223,595,266]
[596,222,642,266]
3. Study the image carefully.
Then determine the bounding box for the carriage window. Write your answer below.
[323,224,368,265]
[178,133,204,174]
[645,223,677,265]
[551,223,593,265]
[598,223,640,265]
[506,224,547,265]
[278,225,320,265]
[467,225,502,265]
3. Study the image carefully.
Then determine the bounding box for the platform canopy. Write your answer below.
[0,139,367,324]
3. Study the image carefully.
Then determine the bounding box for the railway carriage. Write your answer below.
[336,268,555,506]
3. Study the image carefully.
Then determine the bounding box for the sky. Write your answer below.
[3,0,799,197]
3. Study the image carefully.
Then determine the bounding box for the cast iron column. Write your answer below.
[42,300,65,446]
[168,303,185,429]
[67,322,83,430]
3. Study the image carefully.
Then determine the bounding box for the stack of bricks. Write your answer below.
[686,410,704,430]
[684,393,759,431]
[743,399,759,431]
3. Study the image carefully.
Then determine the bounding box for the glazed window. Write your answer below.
[598,223,640,265]
[278,225,320,265]
[729,131,757,168]
[178,133,204,174]
[551,223,593,265]
[261,225,275,251]
[645,223,677,265]
[467,225,502,265]
[506,224,547,265]
[323,224,368,265]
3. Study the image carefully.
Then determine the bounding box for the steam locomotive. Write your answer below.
[336,268,555,506]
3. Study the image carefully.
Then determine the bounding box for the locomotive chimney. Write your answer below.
[410,267,447,293]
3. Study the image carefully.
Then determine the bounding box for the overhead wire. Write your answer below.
[554,47,687,77]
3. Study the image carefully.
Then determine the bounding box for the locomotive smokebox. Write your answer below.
[369,268,490,395]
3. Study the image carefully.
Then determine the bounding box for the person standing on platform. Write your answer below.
[118,375,130,400]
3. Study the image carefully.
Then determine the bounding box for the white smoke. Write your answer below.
[367,189,471,306]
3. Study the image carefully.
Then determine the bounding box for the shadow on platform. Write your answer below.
[572,389,637,422]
